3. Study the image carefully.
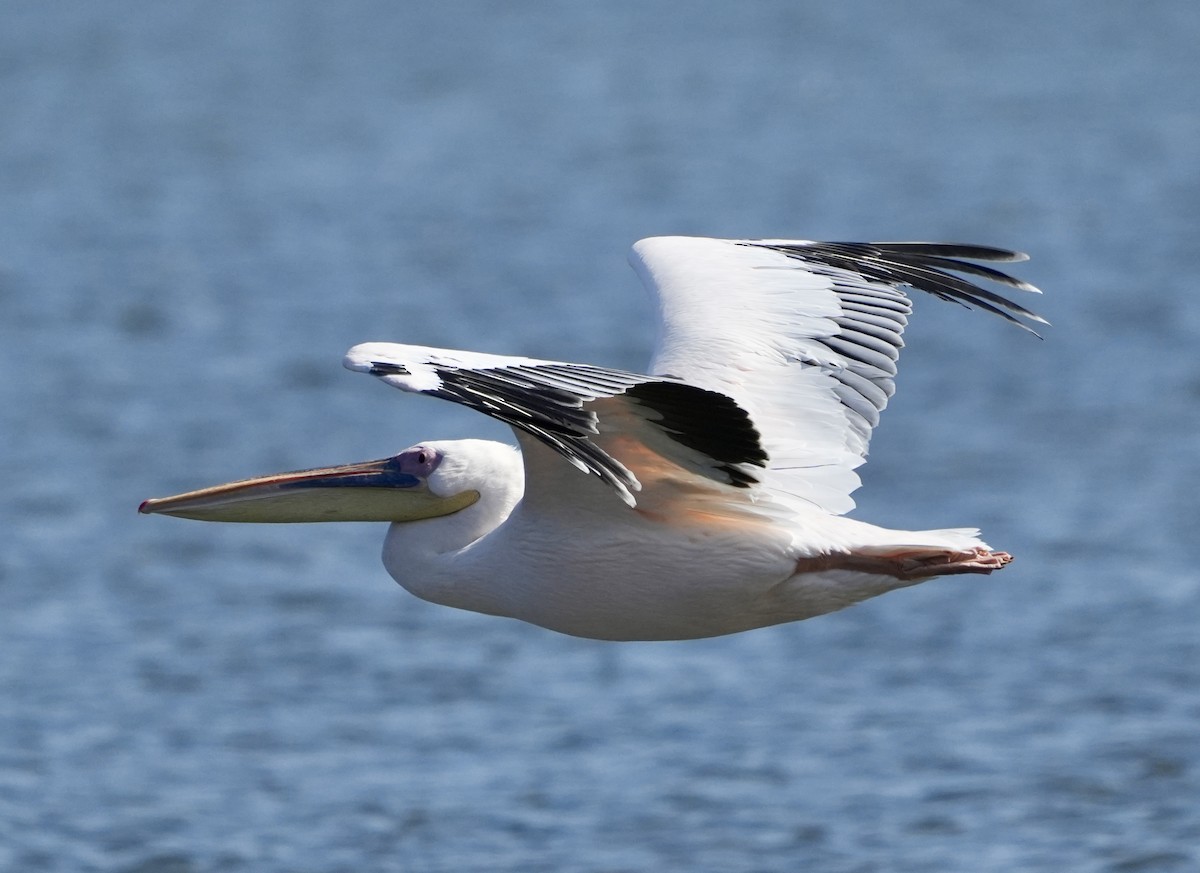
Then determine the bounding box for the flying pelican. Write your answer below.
[140,237,1044,640]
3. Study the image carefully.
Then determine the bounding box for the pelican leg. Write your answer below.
[796,547,1012,580]
[886,547,1012,579]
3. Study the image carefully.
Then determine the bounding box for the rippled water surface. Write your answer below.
[3,2,1199,871]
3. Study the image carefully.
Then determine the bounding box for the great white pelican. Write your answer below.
[140,237,1044,640]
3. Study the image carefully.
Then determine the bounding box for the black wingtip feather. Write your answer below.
[864,242,1029,263]
[368,361,409,377]
[753,240,1045,334]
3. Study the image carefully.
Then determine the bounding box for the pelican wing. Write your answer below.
[343,343,768,506]
[631,237,1044,514]
[345,237,1041,514]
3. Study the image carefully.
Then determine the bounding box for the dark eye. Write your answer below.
[398,444,442,478]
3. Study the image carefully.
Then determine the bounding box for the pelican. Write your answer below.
[140,237,1044,640]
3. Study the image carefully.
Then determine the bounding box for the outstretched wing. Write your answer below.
[630,237,1044,514]
[343,343,768,507]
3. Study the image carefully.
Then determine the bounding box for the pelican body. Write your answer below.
[141,237,1044,640]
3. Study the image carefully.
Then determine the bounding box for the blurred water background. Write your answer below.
[2,1,1198,871]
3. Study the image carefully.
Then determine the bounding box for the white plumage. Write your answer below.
[141,236,1044,640]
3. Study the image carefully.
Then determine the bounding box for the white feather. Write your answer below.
[632,236,913,515]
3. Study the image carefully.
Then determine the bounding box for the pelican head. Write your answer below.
[138,443,481,523]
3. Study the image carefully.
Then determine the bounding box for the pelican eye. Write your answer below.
[397,444,443,478]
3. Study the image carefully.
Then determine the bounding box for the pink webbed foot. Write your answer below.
[795,547,1013,580]
[888,546,1012,580]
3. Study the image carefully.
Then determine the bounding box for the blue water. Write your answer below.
[3,1,1199,870]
